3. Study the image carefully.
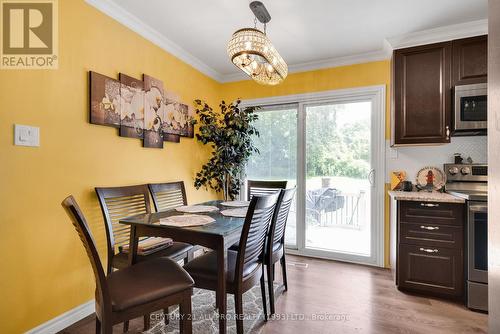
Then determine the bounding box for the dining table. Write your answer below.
[119,200,246,334]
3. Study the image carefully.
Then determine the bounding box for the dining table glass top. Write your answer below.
[119,200,246,236]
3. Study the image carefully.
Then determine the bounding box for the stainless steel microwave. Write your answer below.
[454,83,487,133]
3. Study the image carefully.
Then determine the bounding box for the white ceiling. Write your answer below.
[87,0,488,82]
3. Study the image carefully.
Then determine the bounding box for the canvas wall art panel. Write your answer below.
[89,71,121,127]
[157,90,182,142]
[162,90,195,138]
[119,73,144,139]
[143,74,164,148]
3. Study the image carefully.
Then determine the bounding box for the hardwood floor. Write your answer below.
[61,255,487,334]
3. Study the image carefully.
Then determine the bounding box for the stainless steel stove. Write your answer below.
[444,163,488,312]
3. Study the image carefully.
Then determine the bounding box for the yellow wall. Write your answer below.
[0,1,392,332]
[223,61,392,268]
[0,1,221,333]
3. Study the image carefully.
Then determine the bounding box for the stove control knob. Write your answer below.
[448,167,459,175]
[461,167,471,175]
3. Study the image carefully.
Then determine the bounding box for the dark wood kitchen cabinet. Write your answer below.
[452,35,488,86]
[392,35,487,146]
[396,200,465,299]
[393,42,452,145]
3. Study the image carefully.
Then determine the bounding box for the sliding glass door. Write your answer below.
[243,86,385,266]
[304,101,372,257]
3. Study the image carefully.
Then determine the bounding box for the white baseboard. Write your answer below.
[25,300,95,334]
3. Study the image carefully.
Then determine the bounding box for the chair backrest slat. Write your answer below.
[236,193,279,280]
[247,180,287,201]
[61,196,110,309]
[268,188,296,255]
[95,185,151,273]
[148,182,187,212]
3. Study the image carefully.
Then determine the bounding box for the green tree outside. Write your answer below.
[247,103,370,181]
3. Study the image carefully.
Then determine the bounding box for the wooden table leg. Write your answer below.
[216,239,227,334]
[128,225,139,266]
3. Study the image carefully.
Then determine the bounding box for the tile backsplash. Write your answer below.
[386,136,487,183]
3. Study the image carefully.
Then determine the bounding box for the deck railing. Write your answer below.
[306,190,366,229]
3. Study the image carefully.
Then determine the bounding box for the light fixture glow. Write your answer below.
[227,28,287,85]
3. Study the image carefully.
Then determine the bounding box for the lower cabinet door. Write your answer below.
[398,244,463,297]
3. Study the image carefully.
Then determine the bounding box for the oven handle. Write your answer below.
[469,203,487,212]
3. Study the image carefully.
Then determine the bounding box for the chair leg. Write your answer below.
[281,254,288,291]
[179,291,192,334]
[95,317,101,334]
[102,320,113,334]
[164,308,170,325]
[260,270,268,321]
[267,263,275,315]
[271,263,275,281]
[143,314,150,331]
[235,290,244,334]
[122,320,128,332]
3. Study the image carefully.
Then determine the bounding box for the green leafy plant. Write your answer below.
[192,99,260,200]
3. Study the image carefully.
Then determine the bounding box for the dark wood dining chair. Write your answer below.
[184,193,280,334]
[95,184,193,273]
[265,187,296,315]
[61,195,194,334]
[246,180,288,201]
[148,181,187,212]
[95,185,193,331]
[148,181,202,260]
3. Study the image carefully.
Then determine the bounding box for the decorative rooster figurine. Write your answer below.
[416,170,435,192]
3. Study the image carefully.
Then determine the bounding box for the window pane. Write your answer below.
[247,105,298,247]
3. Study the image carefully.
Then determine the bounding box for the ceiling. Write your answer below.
[87,0,488,82]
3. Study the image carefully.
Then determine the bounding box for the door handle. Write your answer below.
[368,169,375,187]
[445,126,450,140]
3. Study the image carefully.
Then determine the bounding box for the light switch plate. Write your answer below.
[14,124,40,147]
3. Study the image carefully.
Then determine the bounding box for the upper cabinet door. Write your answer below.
[452,35,488,86]
[393,42,452,145]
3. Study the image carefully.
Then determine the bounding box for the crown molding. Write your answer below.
[289,47,391,75]
[85,0,224,82]
[387,19,488,49]
[220,70,250,83]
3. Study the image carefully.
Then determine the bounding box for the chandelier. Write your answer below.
[227,1,288,85]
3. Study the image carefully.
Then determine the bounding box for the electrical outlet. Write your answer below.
[389,147,398,159]
[14,124,40,147]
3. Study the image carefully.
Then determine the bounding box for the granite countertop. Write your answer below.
[388,190,465,203]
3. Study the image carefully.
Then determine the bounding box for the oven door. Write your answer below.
[468,202,488,283]
[454,84,487,131]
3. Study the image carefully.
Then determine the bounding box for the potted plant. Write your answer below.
[192,99,259,200]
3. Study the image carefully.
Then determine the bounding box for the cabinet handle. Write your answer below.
[420,225,440,230]
[420,203,439,207]
[419,247,439,253]
[445,126,450,140]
